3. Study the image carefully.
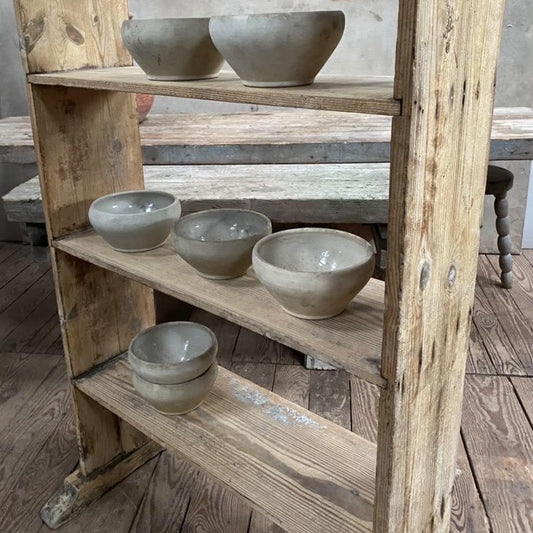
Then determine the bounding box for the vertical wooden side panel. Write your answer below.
[375,0,506,531]
[12,0,155,477]
[30,85,143,239]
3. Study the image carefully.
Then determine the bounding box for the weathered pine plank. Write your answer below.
[233,329,301,365]
[28,67,399,116]
[55,232,385,387]
[477,256,533,373]
[487,254,533,326]
[0,259,50,315]
[0,362,71,508]
[510,377,533,430]
[462,376,533,532]
[465,317,498,376]
[309,370,351,429]
[2,163,391,225]
[0,242,21,263]
[2,108,533,165]
[471,289,523,375]
[0,352,61,434]
[350,377,380,443]
[129,453,197,533]
[0,405,78,533]
[0,245,34,289]
[375,0,507,529]
[76,358,376,533]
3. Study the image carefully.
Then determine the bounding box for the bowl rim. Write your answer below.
[252,227,374,275]
[210,10,345,22]
[173,208,272,243]
[129,321,218,367]
[89,189,179,217]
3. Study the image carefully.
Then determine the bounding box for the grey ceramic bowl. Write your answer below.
[88,190,181,252]
[121,18,224,81]
[132,362,218,415]
[209,11,345,87]
[252,228,375,319]
[172,209,272,279]
[128,321,218,385]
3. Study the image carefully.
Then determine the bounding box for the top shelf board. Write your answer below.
[28,66,400,116]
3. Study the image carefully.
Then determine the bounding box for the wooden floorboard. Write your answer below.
[0,243,532,532]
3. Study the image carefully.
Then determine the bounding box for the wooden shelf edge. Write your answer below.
[75,357,376,533]
[27,66,401,116]
[54,231,386,388]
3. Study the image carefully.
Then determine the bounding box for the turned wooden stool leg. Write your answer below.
[486,165,514,289]
[494,191,513,288]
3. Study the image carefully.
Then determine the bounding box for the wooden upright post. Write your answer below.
[13,1,159,527]
[375,0,506,531]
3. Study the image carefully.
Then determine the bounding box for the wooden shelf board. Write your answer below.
[55,231,386,387]
[75,357,376,533]
[28,66,400,116]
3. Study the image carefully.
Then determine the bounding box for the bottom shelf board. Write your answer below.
[75,358,376,533]
[55,231,385,387]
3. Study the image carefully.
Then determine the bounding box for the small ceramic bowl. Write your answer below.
[209,11,345,87]
[88,190,181,252]
[132,362,218,415]
[172,209,272,279]
[122,18,224,81]
[252,228,375,319]
[128,321,218,384]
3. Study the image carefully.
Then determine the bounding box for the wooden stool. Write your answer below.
[486,165,514,288]
[372,165,515,288]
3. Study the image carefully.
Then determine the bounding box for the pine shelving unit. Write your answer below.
[13,1,507,531]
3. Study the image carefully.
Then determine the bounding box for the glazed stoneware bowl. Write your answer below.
[132,362,218,415]
[252,228,375,319]
[88,190,181,252]
[128,321,218,384]
[121,18,224,81]
[209,11,345,87]
[172,209,272,279]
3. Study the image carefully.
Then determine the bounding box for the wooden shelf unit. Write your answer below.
[13,0,507,531]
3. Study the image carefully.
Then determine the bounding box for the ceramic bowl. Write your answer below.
[209,11,345,87]
[121,18,224,81]
[132,362,218,415]
[172,209,272,279]
[252,228,375,319]
[88,190,181,252]
[128,321,218,384]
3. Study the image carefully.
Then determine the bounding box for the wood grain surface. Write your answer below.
[28,67,400,116]
[2,108,533,166]
[75,358,377,533]
[55,231,385,386]
[462,376,533,532]
[375,0,507,530]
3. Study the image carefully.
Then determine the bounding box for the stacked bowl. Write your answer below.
[129,322,218,415]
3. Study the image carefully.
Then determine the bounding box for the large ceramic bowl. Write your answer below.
[252,228,375,319]
[128,321,218,384]
[121,18,224,81]
[172,209,272,279]
[132,362,218,415]
[209,11,345,87]
[88,190,181,252]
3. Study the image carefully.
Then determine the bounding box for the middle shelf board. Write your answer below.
[55,231,386,387]
[28,66,400,116]
[75,357,376,533]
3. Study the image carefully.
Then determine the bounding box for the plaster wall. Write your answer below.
[0,0,531,246]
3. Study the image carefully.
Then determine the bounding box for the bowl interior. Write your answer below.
[93,191,175,215]
[131,323,214,365]
[256,230,372,273]
[174,210,270,243]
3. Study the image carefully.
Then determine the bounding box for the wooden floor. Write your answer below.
[0,242,532,533]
